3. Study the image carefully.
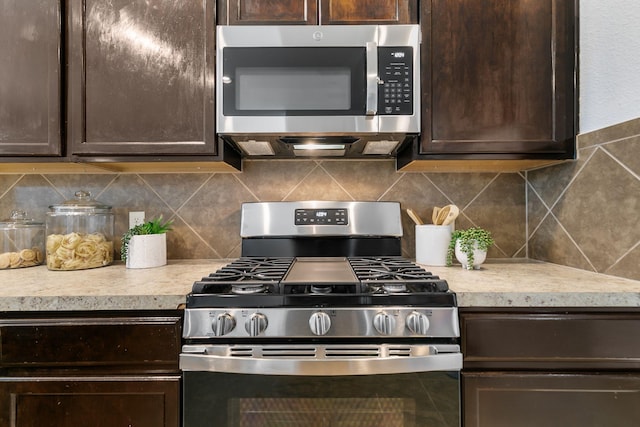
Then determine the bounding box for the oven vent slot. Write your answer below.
[227,345,414,359]
[325,346,381,358]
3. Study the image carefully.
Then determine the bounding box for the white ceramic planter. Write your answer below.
[454,239,487,270]
[126,233,167,269]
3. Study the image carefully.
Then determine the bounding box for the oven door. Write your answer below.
[181,344,461,427]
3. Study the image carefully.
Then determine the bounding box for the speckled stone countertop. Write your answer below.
[1,259,639,311]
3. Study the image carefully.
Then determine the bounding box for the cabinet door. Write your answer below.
[0,0,61,156]
[419,0,576,158]
[67,0,217,156]
[320,0,416,24]
[463,372,640,427]
[220,0,318,25]
[0,377,180,427]
[0,313,182,372]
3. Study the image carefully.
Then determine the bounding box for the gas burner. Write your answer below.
[231,284,267,295]
[310,285,332,294]
[382,283,408,294]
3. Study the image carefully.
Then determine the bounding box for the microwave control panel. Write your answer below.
[378,47,414,115]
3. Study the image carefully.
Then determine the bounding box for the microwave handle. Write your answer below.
[365,42,378,116]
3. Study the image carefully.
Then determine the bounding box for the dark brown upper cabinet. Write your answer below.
[399,0,577,169]
[67,0,217,157]
[219,0,416,25]
[0,0,62,156]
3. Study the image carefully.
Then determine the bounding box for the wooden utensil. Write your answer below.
[441,205,459,226]
[435,205,451,225]
[406,208,424,225]
[432,207,441,224]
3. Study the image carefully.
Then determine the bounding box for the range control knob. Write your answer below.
[373,311,396,335]
[309,311,331,336]
[245,312,268,337]
[406,311,430,335]
[211,312,236,336]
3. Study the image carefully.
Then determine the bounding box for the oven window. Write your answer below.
[222,47,367,116]
[234,397,411,426]
[183,371,459,427]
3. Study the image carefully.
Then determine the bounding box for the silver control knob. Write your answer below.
[406,311,430,335]
[373,311,396,335]
[245,312,268,337]
[309,311,331,336]
[211,312,236,336]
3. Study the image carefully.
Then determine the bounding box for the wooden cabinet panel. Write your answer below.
[219,0,416,25]
[0,0,61,156]
[0,314,182,371]
[67,0,217,156]
[463,372,640,427]
[0,377,180,427]
[221,0,317,25]
[321,0,416,24]
[461,311,640,370]
[416,0,576,159]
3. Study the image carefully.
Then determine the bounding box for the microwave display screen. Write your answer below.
[222,47,367,116]
[237,67,351,111]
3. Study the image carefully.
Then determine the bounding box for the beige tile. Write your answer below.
[43,174,117,201]
[529,215,594,271]
[177,174,255,257]
[462,173,526,258]
[605,244,640,282]
[552,149,640,272]
[603,135,640,177]
[319,160,400,201]
[238,160,318,201]
[141,173,212,209]
[284,167,352,201]
[527,183,550,237]
[166,217,220,260]
[528,159,582,208]
[426,172,498,209]
[0,175,63,223]
[578,116,640,148]
[381,174,451,257]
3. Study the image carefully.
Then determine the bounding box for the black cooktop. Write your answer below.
[187,256,455,308]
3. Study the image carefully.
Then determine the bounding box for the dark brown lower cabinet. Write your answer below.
[0,376,179,427]
[463,372,640,427]
[461,309,640,427]
[0,311,182,427]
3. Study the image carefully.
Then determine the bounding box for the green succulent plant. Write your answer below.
[446,227,494,269]
[121,216,173,262]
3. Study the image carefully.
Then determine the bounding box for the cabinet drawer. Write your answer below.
[0,313,182,370]
[461,311,640,370]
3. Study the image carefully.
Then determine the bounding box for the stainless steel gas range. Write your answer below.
[180,201,461,427]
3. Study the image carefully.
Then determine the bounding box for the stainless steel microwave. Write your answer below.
[216,25,421,157]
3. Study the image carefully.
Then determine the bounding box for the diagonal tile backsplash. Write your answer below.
[528,117,640,281]
[0,160,526,263]
[2,117,637,282]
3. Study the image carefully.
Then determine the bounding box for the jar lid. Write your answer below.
[48,190,112,214]
[0,210,45,229]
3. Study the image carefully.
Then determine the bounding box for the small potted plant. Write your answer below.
[446,227,494,270]
[121,216,173,269]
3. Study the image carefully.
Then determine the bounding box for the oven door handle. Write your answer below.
[180,344,462,376]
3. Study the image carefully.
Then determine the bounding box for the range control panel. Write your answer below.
[295,208,348,225]
[378,46,414,115]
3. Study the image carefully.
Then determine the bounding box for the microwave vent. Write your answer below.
[362,140,400,155]
[236,140,275,156]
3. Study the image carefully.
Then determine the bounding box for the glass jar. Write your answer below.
[0,210,45,269]
[46,190,114,270]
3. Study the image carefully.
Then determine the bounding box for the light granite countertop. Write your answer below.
[1,259,639,311]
